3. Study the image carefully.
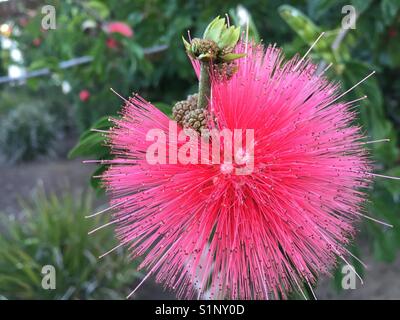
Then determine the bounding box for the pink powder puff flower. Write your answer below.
[79,89,90,102]
[97,42,376,300]
[105,21,133,38]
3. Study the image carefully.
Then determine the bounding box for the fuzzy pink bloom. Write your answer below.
[106,21,133,38]
[101,42,371,299]
[79,89,90,102]
[106,37,119,49]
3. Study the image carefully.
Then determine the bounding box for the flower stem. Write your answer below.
[197,61,211,110]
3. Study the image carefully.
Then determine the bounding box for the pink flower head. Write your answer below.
[105,21,133,38]
[79,89,90,102]
[101,42,372,299]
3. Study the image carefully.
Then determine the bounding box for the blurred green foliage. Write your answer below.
[0,186,140,299]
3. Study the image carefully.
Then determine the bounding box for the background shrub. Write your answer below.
[0,102,57,163]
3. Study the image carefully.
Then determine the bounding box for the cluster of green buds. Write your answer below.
[172,94,205,130]
[172,16,245,133]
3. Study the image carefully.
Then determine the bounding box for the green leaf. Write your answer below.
[278,5,322,44]
[68,116,114,192]
[219,26,241,49]
[86,1,110,19]
[182,36,191,52]
[278,5,332,60]
[349,245,364,279]
[90,165,107,194]
[343,61,383,114]
[307,0,338,20]
[197,53,213,60]
[80,116,112,141]
[350,0,373,14]
[154,102,172,116]
[28,57,60,73]
[369,186,400,232]
[373,232,397,262]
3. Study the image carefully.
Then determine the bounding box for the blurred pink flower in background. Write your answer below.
[32,38,41,47]
[106,38,119,49]
[100,42,372,299]
[79,90,90,102]
[105,21,133,38]
[18,17,29,27]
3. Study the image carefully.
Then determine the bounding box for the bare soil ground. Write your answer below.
[1,159,399,299]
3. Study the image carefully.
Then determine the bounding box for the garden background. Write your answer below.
[0,0,399,299]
